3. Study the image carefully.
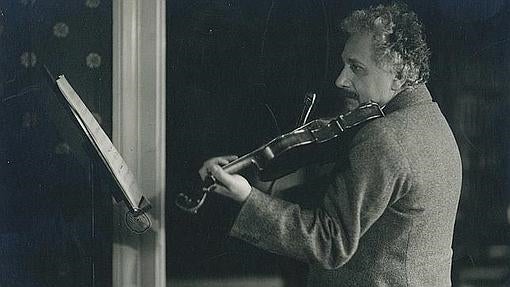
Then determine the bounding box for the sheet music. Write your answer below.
[56,75,146,212]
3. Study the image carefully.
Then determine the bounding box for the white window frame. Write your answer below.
[112,1,166,286]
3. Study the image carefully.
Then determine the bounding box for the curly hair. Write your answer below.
[341,2,430,87]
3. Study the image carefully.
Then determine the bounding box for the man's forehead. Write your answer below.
[341,33,375,64]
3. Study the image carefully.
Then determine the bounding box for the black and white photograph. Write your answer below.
[0,0,509,286]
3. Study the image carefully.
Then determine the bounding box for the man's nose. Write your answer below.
[335,68,351,89]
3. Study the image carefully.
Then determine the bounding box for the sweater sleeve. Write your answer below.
[229,126,413,269]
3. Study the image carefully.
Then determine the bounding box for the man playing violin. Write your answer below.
[199,3,461,286]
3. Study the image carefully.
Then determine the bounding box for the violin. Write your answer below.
[175,102,385,214]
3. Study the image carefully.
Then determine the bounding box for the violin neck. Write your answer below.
[223,153,257,174]
[203,153,256,188]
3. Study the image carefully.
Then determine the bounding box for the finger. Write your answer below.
[198,165,209,180]
[216,159,230,166]
[209,184,230,197]
[224,155,239,161]
[216,155,239,166]
[200,157,225,180]
[210,165,236,190]
[200,155,238,180]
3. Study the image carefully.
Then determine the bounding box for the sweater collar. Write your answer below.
[382,84,433,115]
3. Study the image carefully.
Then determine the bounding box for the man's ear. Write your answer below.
[391,74,406,91]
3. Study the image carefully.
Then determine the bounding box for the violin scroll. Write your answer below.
[175,189,210,214]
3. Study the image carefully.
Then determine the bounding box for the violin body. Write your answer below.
[176,102,385,214]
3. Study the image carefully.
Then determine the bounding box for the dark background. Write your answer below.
[1,0,509,286]
[166,0,510,286]
[0,1,112,286]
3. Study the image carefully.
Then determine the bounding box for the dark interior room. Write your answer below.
[0,0,509,286]
[166,0,510,286]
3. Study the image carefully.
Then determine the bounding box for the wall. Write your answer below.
[0,1,112,286]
